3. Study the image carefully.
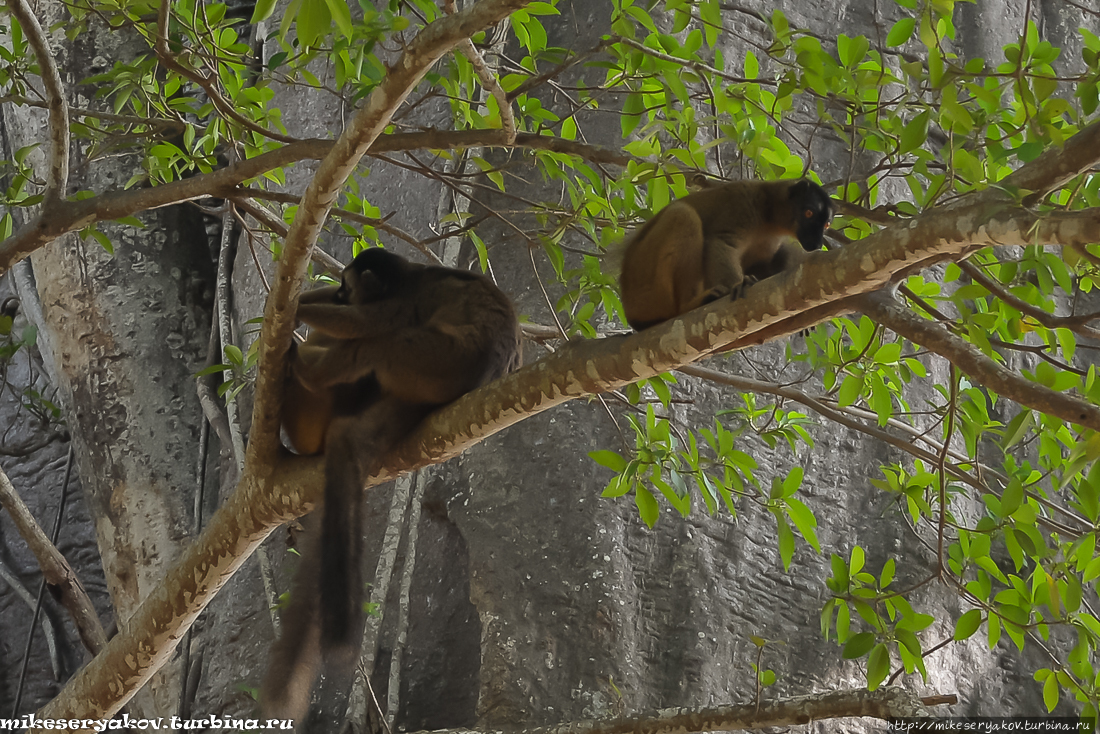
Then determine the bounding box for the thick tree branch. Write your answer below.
[261,204,1100,515]
[1003,118,1100,195]
[5,0,69,207]
[0,466,108,655]
[0,141,329,273]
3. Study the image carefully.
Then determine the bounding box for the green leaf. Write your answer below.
[250,0,278,23]
[744,50,758,79]
[1001,480,1025,517]
[831,553,849,590]
[1002,410,1035,450]
[837,373,864,407]
[898,110,930,155]
[976,556,1009,584]
[837,601,851,641]
[850,545,865,575]
[601,476,632,499]
[635,485,659,527]
[786,498,820,552]
[323,0,354,40]
[895,628,922,656]
[589,450,627,472]
[842,632,876,659]
[880,558,895,588]
[88,229,114,255]
[874,342,902,364]
[1043,669,1060,712]
[1082,555,1100,583]
[621,93,644,137]
[296,0,330,47]
[886,17,916,46]
[954,609,983,640]
[867,644,891,690]
[699,0,721,46]
[777,514,795,571]
[13,143,40,164]
[194,363,231,378]
[820,599,836,638]
[780,466,804,498]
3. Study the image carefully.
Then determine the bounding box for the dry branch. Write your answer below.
[0,465,107,655]
[406,686,944,734]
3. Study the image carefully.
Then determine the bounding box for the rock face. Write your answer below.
[0,0,1095,729]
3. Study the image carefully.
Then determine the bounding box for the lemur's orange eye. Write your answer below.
[804,209,813,218]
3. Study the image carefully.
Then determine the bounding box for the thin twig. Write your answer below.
[443,0,515,144]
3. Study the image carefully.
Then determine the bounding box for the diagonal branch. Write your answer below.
[262,205,1100,518]
[857,289,1100,432]
[0,465,108,654]
[5,0,69,207]
[956,259,1100,340]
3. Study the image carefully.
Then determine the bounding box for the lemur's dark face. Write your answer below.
[791,180,834,252]
[335,248,404,304]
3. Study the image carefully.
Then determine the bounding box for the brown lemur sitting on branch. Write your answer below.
[619,178,835,331]
[263,247,522,722]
